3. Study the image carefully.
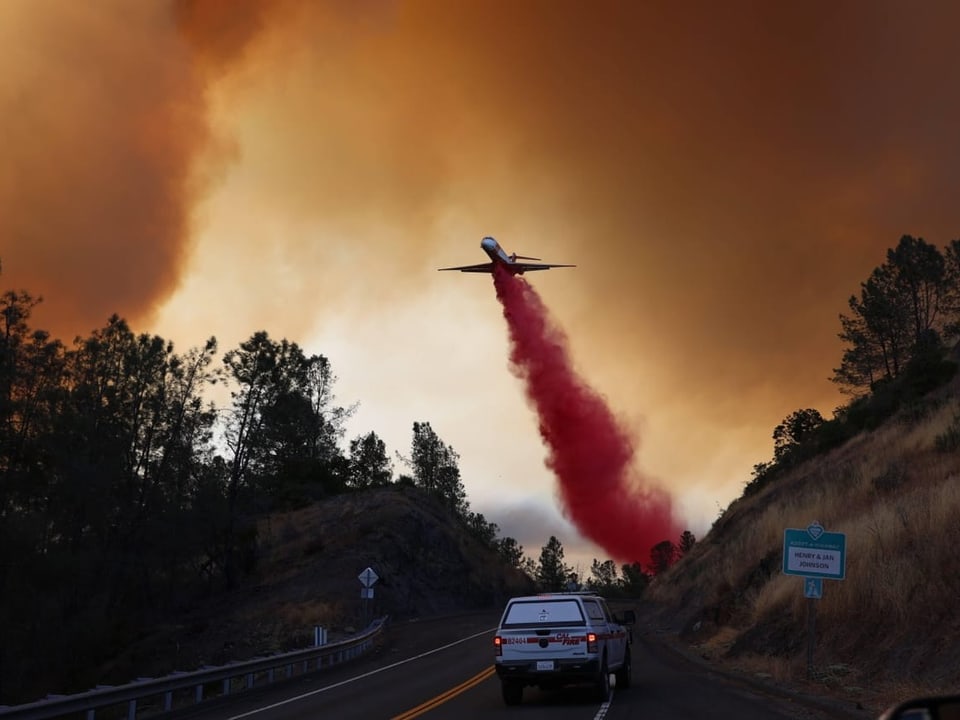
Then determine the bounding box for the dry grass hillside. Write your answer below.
[646,378,960,710]
[94,485,534,691]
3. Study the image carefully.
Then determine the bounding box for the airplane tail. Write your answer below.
[512,254,542,261]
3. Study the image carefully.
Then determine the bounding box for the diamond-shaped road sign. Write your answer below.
[358,566,379,588]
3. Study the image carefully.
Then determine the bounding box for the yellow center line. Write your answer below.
[391,666,496,720]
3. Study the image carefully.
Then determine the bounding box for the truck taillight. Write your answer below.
[494,636,503,656]
[587,632,598,653]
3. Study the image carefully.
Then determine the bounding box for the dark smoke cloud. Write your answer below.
[172,0,273,72]
[0,1,275,341]
[2,4,187,338]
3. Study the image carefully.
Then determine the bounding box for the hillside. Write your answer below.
[87,485,535,697]
[644,374,960,712]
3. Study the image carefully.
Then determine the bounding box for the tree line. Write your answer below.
[748,235,960,495]
[528,530,697,597]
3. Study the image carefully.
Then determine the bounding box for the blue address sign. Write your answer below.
[782,523,846,580]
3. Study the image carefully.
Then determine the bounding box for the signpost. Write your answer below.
[358,567,379,588]
[358,567,379,626]
[782,522,847,678]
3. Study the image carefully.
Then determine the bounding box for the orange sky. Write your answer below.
[3,1,960,566]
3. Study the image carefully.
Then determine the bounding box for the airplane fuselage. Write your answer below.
[438,237,575,274]
[481,236,522,272]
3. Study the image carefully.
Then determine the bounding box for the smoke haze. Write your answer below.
[4,1,960,555]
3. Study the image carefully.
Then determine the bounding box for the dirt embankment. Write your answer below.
[638,385,960,715]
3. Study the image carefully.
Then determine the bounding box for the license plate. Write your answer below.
[536,660,555,671]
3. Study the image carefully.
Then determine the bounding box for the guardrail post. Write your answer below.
[268,668,274,683]
[223,678,230,696]
[246,673,254,690]
[164,690,173,711]
[86,709,95,720]
[127,699,136,720]
[195,683,204,703]
[286,664,292,679]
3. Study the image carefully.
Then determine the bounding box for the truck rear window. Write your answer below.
[501,599,586,628]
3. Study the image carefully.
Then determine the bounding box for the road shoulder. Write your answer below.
[636,624,881,720]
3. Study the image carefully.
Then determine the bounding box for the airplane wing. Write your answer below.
[514,262,577,272]
[437,263,495,272]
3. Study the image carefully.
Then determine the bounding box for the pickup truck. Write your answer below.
[493,592,635,705]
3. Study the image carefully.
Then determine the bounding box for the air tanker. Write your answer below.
[438,237,575,275]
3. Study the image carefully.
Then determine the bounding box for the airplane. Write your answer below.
[438,236,576,274]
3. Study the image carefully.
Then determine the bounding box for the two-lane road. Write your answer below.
[178,614,853,720]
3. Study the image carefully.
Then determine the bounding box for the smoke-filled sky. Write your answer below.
[4,1,960,568]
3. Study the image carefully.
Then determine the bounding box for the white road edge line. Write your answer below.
[226,626,497,720]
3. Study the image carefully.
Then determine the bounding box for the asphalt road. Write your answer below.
[172,612,867,720]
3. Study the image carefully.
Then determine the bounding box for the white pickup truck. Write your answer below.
[493,592,635,705]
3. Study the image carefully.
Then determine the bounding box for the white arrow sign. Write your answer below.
[358,567,379,588]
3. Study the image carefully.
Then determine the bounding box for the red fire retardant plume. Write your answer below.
[493,266,682,564]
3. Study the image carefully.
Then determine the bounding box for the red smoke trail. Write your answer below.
[493,266,682,564]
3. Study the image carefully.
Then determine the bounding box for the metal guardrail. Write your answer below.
[0,617,389,720]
